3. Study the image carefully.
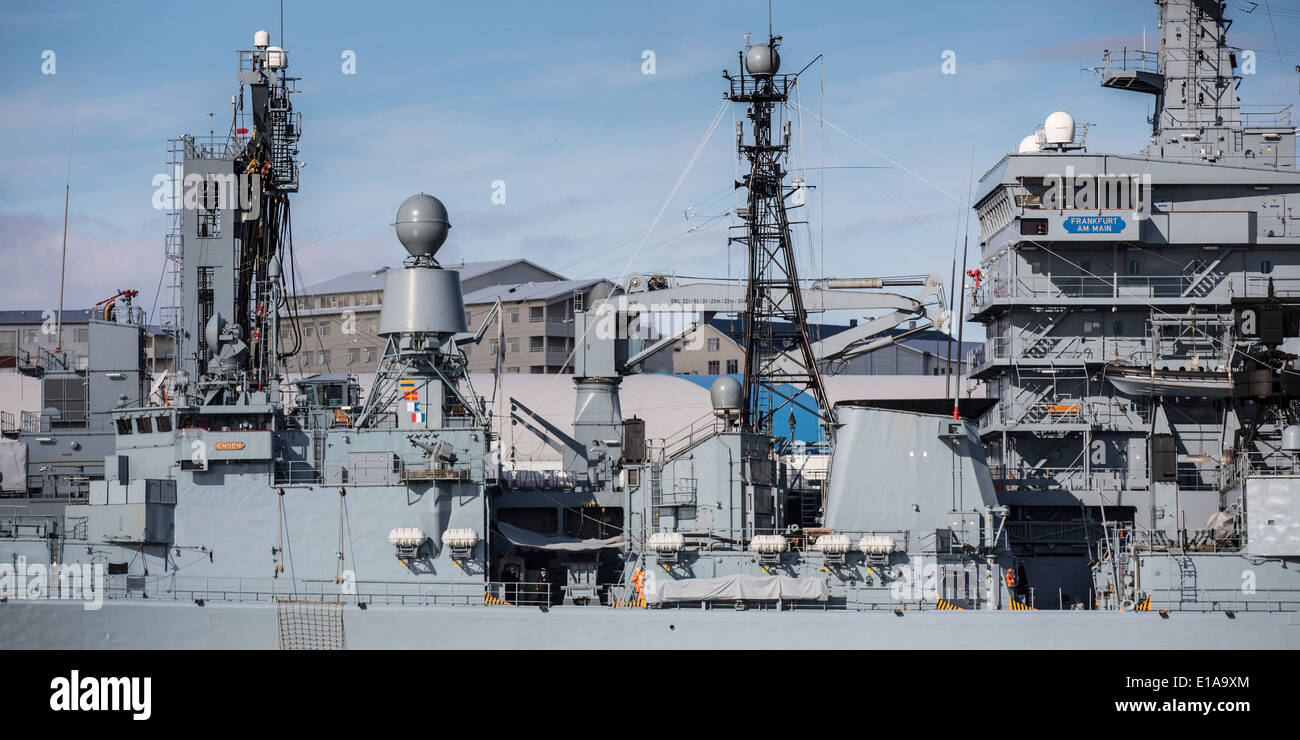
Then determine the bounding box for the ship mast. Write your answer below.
[725,33,831,437]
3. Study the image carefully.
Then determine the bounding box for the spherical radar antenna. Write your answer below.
[395,193,451,260]
[745,43,780,76]
[710,375,742,412]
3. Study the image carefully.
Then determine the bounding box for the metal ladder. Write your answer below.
[1174,552,1198,605]
[648,461,668,530]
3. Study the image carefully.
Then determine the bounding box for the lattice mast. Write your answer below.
[725,34,831,435]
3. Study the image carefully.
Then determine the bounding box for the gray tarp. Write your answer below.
[0,439,25,493]
[647,574,829,603]
[497,521,626,552]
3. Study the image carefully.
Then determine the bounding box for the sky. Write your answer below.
[3,0,1300,342]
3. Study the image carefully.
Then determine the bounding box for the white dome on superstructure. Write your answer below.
[1044,111,1075,145]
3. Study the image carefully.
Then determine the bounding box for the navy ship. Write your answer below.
[1,0,1298,649]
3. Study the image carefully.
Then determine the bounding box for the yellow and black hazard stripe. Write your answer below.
[1008,597,1036,610]
[613,595,646,608]
[1135,595,1152,611]
[484,592,512,606]
[936,598,964,610]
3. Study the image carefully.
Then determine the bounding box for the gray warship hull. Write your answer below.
[5,599,1297,650]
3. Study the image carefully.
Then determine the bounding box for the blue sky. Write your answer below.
[3,0,1300,338]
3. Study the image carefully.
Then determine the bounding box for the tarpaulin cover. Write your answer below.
[647,573,828,603]
[0,439,25,493]
[497,521,626,552]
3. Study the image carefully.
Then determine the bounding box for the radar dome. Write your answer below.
[710,375,742,412]
[266,45,288,70]
[395,193,451,259]
[1018,135,1042,154]
[1044,111,1075,145]
[253,30,270,49]
[745,44,780,76]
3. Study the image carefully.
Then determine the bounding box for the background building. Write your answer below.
[279,259,608,378]
[667,317,979,376]
[0,309,173,375]
[462,279,620,374]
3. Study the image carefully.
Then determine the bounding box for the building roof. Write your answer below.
[707,317,978,359]
[300,259,567,296]
[461,278,614,306]
[0,310,166,336]
[0,309,95,324]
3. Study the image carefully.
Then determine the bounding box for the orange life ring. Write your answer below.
[1004,568,1016,588]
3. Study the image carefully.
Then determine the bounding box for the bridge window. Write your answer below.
[1020,218,1048,236]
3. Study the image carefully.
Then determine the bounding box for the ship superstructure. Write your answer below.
[971,0,1300,610]
[1,7,1298,649]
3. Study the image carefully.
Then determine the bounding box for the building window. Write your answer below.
[506,367,520,374]
[529,306,545,323]
[530,336,544,352]
[318,321,330,337]
[1262,260,1274,275]
[357,294,369,306]
[303,324,314,337]
[531,366,544,374]
[366,318,378,334]
[707,338,720,352]
[488,342,498,355]
[1082,317,1102,335]
[507,310,520,324]
[708,360,720,374]
[726,359,738,374]
[24,329,38,344]
[507,339,520,354]
[300,354,311,367]
[75,327,88,343]
[318,350,330,365]
[363,347,374,363]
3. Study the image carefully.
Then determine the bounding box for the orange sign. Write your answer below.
[213,441,245,451]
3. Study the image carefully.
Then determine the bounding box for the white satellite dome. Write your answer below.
[253,30,270,49]
[1018,135,1042,154]
[1044,111,1076,145]
[266,45,288,70]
